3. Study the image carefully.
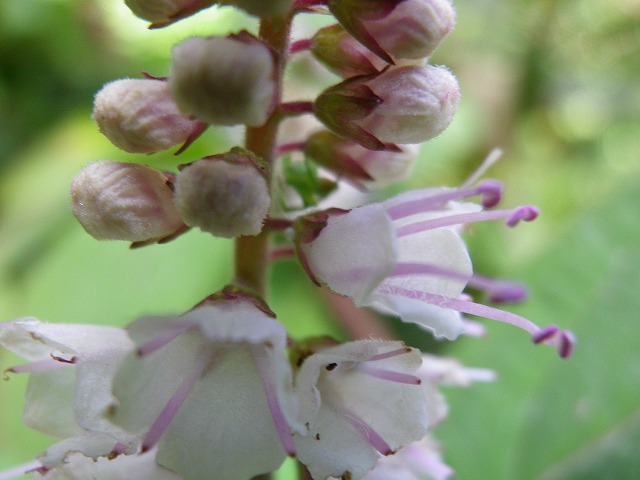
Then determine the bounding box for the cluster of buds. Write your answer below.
[1,1,575,480]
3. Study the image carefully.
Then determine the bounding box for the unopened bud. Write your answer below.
[169,33,276,127]
[175,147,271,238]
[124,0,216,25]
[305,130,416,187]
[310,24,387,78]
[315,65,459,148]
[71,161,183,242]
[328,0,455,62]
[92,78,200,154]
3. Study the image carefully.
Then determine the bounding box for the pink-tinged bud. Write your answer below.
[305,130,416,187]
[70,161,183,242]
[175,147,271,238]
[169,33,276,127]
[328,0,455,62]
[92,79,200,154]
[310,24,388,78]
[222,0,294,17]
[315,65,459,148]
[124,0,216,26]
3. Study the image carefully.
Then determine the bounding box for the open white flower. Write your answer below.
[295,182,574,357]
[107,291,301,480]
[294,340,428,480]
[0,318,134,439]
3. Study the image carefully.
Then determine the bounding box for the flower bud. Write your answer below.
[169,33,276,127]
[328,0,455,62]
[175,147,271,238]
[221,0,294,17]
[124,0,216,26]
[71,161,183,242]
[310,24,387,78]
[305,130,416,187]
[92,78,200,154]
[315,65,460,148]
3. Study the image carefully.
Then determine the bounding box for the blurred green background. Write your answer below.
[1,0,639,478]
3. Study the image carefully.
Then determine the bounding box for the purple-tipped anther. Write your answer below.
[476,180,503,208]
[532,325,559,344]
[487,282,528,304]
[506,206,539,227]
[559,330,576,359]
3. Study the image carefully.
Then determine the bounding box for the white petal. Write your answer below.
[369,292,465,340]
[24,369,80,438]
[156,347,287,480]
[110,328,206,434]
[300,204,397,304]
[0,318,132,360]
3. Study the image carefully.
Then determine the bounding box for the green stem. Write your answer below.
[234,18,293,294]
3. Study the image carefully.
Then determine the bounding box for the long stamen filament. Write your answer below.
[387,180,503,221]
[141,350,210,452]
[358,364,421,385]
[251,346,296,457]
[396,206,538,237]
[136,323,197,357]
[391,262,527,303]
[344,409,392,456]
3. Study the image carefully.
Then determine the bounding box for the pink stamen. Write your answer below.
[251,346,296,457]
[559,331,576,359]
[0,461,44,480]
[289,38,312,55]
[396,207,539,237]
[366,347,412,362]
[136,323,197,357]
[141,350,210,452]
[358,364,421,385]
[344,409,393,455]
[506,206,540,227]
[379,285,572,358]
[391,262,528,304]
[4,357,73,379]
[532,325,559,344]
[387,180,504,220]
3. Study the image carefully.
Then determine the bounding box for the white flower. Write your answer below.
[0,318,134,440]
[295,182,574,356]
[359,435,454,480]
[107,291,301,480]
[294,340,428,480]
